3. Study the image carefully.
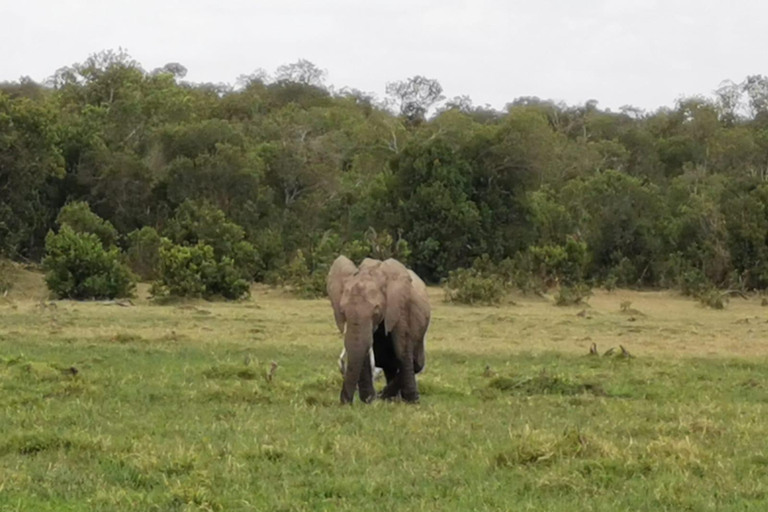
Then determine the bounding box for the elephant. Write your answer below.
[327,256,431,404]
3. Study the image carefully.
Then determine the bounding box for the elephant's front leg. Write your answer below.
[341,335,372,404]
[357,349,376,403]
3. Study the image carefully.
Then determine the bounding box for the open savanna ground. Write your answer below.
[2,271,768,511]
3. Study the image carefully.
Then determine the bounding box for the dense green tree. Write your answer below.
[6,49,768,293]
[559,170,663,285]
[386,134,482,279]
[0,93,65,258]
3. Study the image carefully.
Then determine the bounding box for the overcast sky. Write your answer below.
[1,0,765,112]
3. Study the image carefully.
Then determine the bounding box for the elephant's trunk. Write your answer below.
[340,318,375,404]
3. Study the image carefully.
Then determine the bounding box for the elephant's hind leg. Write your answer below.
[392,333,419,404]
[373,323,401,400]
[379,370,401,400]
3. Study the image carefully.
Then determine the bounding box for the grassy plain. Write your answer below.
[2,267,768,511]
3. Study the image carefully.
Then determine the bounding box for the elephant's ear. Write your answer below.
[327,256,357,333]
[358,257,382,273]
[381,259,413,334]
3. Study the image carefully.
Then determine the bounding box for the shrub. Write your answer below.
[359,227,412,264]
[152,242,211,298]
[250,229,284,279]
[497,254,546,295]
[42,226,136,300]
[164,200,244,258]
[605,256,638,288]
[443,266,506,305]
[232,240,263,280]
[164,200,263,280]
[679,269,713,297]
[697,288,727,310]
[554,283,593,306]
[280,250,326,299]
[275,228,412,299]
[151,241,249,300]
[529,237,588,287]
[206,256,251,300]
[0,260,12,294]
[602,274,618,292]
[56,201,118,248]
[126,227,162,280]
[663,252,714,296]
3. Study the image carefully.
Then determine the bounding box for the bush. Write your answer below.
[250,229,284,279]
[497,254,546,295]
[152,242,211,298]
[529,237,588,287]
[280,250,326,299]
[207,256,251,300]
[42,226,136,300]
[164,200,263,280]
[443,266,506,305]
[605,256,638,288]
[554,284,593,306]
[151,241,250,300]
[602,274,618,292]
[126,227,162,280]
[271,228,413,299]
[164,200,244,258]
[662,252,714,296]
[0,260,12,294]
[56,201,118,248]
[359,227,412,264]
[697,288,728,310]
[232,240,263,280]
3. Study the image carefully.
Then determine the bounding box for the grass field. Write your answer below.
[2,268,768,511]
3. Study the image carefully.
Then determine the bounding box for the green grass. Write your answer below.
[2,281,768,510]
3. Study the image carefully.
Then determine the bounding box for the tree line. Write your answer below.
[4,49,768,298]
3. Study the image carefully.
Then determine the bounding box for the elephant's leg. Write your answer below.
[340,335,371,404]
[358,349,376,403]
[393,333,419,403]
[398,364,418,403]
[379,353,422,400]
[340,362,360,404]
[373,323,400,399]
[379,368,401,400]
[413,330,427,375]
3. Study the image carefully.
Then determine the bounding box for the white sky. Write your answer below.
[1,0,765,112]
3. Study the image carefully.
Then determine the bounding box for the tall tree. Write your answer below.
[385,76,445,125]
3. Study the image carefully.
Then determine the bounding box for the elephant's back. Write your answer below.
[408,270,428,298]
[407,269,431,326]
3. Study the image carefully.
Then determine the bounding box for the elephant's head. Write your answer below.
[327,256,413,403]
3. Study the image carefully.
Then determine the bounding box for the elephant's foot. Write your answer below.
[379,380,401,401]
[359,387,376,404]
[340,387,355,404]
[401,390,420,403]
[399,375,420,403]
